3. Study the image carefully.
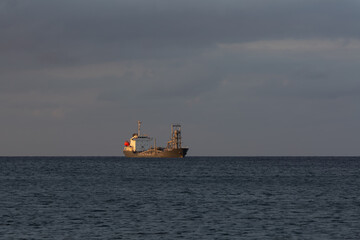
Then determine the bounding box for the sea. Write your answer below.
[1,156,359,239]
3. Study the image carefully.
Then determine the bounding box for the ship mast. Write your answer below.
[167,124,182,149]
[138,121,141,136]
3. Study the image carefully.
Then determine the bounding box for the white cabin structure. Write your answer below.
[124,121,152,152]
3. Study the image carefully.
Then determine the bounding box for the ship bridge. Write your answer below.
[124,121,152,152]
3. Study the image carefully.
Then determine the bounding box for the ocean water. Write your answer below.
[1,157,360,239]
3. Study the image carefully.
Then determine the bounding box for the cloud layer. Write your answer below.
[1,0,360,155]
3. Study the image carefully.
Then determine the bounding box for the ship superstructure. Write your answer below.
[123,121,188,158]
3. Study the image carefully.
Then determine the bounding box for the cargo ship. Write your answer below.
[123,121,189,158]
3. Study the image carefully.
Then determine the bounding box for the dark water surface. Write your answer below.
[1,157,360,239]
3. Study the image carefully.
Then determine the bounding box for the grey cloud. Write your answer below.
[97,60,223,103]
[222,55,360,100]
[2,0,360,155]
[2,0,360,69]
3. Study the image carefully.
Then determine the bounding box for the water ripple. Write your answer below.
[0,157,360,239]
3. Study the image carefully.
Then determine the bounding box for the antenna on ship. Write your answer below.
[138,121,141,136]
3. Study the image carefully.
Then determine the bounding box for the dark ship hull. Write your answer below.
[123,147,188,158]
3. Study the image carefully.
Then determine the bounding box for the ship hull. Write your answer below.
[123,148,188,158]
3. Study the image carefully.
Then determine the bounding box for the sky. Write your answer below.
[1,0,360,156]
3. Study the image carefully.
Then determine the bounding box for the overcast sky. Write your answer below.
[1,0,360,156]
